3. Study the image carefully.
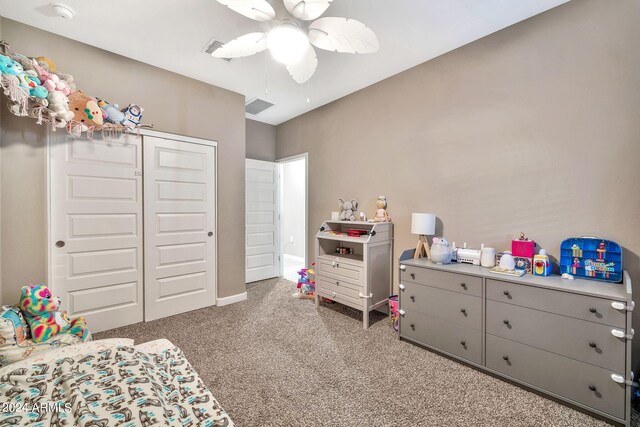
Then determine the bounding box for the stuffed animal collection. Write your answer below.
[19,284,90,343]
[0,42,144,134]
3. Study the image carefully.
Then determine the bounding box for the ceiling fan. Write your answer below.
[213,0,379,84]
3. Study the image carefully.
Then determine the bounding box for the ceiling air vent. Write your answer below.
[204,39,232,62]
[245,98,274,115]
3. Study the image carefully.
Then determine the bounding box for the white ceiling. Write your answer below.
[0,0,568,125]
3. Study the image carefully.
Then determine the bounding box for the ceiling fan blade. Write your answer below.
[216,0,275,21]
[285,45,318,84]
[212,32,268,58]
[283,0,333,21]
[308,17,379,54]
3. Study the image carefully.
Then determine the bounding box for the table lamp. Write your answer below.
[411,213,436,259]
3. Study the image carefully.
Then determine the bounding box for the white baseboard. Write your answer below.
[216,291,247,306]
[283,254,305,263]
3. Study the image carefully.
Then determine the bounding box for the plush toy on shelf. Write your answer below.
[370,195,391,222]
[47,90,75,127]
[97,98,126,125]
[19,284,90,343]
[339,198,358,221]
[0,53,48,99]
[68,90,104,130]
[121,103,144,130]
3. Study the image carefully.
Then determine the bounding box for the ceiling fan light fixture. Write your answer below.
[267,23,309,65]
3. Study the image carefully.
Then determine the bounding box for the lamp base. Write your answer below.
[414,235,431,259]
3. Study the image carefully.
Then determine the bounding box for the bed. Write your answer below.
[0,338,234,426]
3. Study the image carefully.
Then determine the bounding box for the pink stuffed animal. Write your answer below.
[32,59,72,96]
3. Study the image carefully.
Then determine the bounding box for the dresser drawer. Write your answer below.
[486,334,625,419]
[399,282,482,330]
[317,257,364,284]
[316,287,362,311]
[400,309,481,364]
[401,266,482,297]
[486,279,626,328]
[487,300,625,372]
[316,275,362,300]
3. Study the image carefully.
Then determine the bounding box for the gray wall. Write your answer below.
[0,18,247,304]
[246,119,276,162]
[281,159,306,259]
[276,0,640,362]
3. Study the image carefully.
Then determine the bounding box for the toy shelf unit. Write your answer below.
[560,237,623,283]
[315,221,394,329]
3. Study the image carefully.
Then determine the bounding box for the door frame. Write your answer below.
[276,153,309,276]
[47,129,219,321]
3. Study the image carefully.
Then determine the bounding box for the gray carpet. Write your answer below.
[96,278,632,426]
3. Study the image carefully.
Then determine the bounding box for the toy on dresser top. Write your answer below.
[560,237,623,282]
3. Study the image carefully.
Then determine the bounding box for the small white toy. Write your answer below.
[562,273,575,280]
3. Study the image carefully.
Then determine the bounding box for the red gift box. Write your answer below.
[512,239,535,258]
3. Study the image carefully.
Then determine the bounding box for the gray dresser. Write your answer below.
[398,257,634,425]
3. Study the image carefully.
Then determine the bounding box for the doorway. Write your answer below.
[278,154,308,282]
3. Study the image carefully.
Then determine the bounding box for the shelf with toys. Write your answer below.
[315,219,394,329]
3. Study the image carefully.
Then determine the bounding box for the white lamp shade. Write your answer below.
[411,213,436,235]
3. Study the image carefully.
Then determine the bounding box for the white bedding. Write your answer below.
[0,339,233,426]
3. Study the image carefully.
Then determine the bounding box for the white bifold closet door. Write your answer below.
[50,135,144,333]
[143,136,216,321]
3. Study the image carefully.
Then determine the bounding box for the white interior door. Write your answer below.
[245,159,280,283]
[50,135,143,333]
[144,136,216,321]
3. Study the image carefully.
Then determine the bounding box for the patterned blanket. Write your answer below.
[0,343,233,426]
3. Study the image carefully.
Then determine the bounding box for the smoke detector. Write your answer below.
[50,3,75,19]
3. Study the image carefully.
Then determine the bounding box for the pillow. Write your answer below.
[0,305,86,367]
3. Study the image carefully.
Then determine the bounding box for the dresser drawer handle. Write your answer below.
[410,323,415,330]
[331,292,336,298]
[589,307,597,313]
[502,355,509,362]
[589,342,597,348]
[460,340,466,347]
[410,296,415,302]
[503,290,510,297]
[336,281,340,285]
[503,319,510,326]
[460,308,467,315]
[460,283,467,289]
[589,385,597,392]
[399,283,406,291]
[410,273,415,279]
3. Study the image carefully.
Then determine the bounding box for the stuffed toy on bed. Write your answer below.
[19,284,90,343]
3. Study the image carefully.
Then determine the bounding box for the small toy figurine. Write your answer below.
[571,257,581,275]
[571,244,582,257]
[597,242,607,260]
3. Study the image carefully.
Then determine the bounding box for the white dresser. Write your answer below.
[315,221,393,329]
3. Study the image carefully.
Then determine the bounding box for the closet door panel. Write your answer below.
[50,135,144,333]
[144,136,216,321]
